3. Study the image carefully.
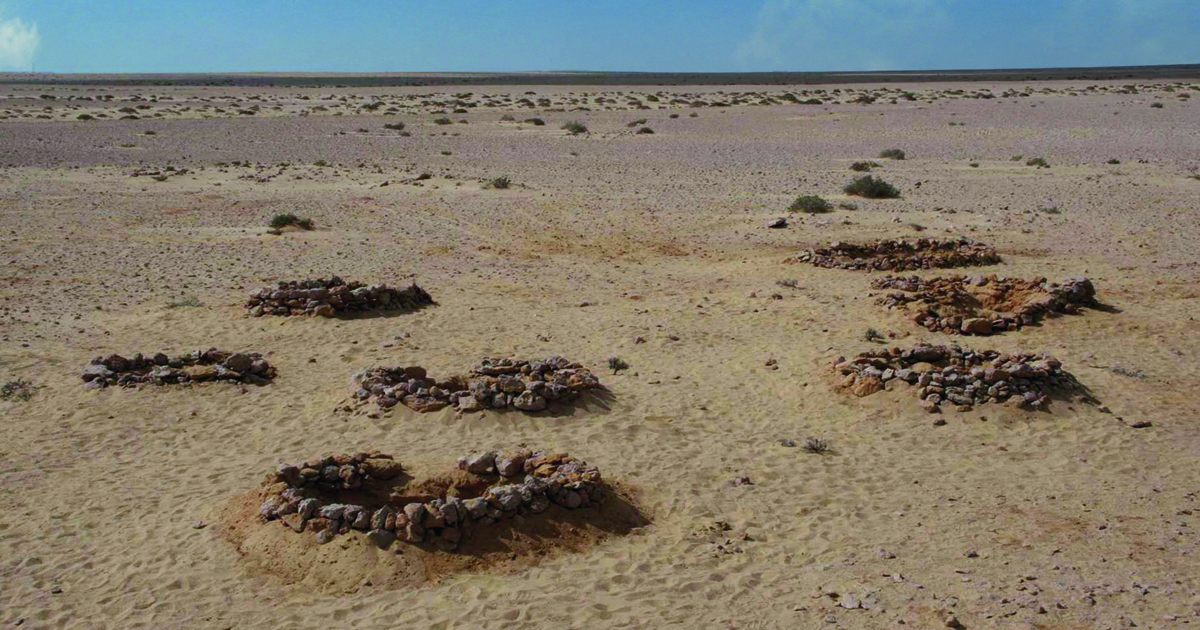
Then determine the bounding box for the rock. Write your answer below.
[366,529,395,549]
[766,217,788,229]
[456,394,482,412]
[512,391,547,412]
[851,376,884,397]
[281,513,306,532]
[463,498,489,519]
[961,318,992,335]
[1128,420,1152,429]
[182,365,219,381]
[496,453,527,477]
[224,353,254,373]
[945,616,965,629]
[461,451,497,475]
[81,364,114,382]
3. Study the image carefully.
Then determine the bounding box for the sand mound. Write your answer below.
[796,237,1002,271]
[246,276,434,317]
[220,449,645,591]
[873,275,1098,335]
[351,356,603,413]
[80,348,276,389]
[833,344,1087,412]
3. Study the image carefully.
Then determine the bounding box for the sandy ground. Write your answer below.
[2,79,1200,629]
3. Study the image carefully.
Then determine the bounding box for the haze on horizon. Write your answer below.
[0,0,1197,75]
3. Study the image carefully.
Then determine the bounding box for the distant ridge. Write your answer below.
[1,64,1198,87]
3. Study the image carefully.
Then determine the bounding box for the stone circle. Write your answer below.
[246,276,434,317]
[833,344,1081,411]
[258,449,607,550]
[81,348,276,389]
[796,237,1002,271]
[351,356,603,413]
[873,275,1098,335]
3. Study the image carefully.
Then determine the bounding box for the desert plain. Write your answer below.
[2,73,1200,629]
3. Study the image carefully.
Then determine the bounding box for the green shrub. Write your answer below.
[1,379,37,402]
[879,148,906,160]
[383,122,405,130]
[844,175,900,199]
[1026,157,1050,168]
[488,176,511,189]
[850,161,880,172]
[562,121,588,135]
[433,117,452,125]
[77,114,95,121]
[636,126,654,134]
[269,213,314,230]
[167,296,202,308]
[789,195,833,214]
[1106,158,1121,164]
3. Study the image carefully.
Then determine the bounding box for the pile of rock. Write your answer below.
[258,449,606,549]
[873,275,1097,335]
[833,344,1077,411]
[246,277,434,317]
[81,348,276,389]
[796,237,1002,271]
[351,356,603,413]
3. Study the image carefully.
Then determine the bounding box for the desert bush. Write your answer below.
[776,279,799,288]
[562,121,588,135]
[844,175,900,199]
[77,114,94,121]
[1041,205,1061,214]
[1026,157,1050,168]
[1107,158,1121,164]
[879,148,906,160]
[1,379,37,402]
[789,195,833,214]
[626,118,647,127]
[383,122,405,131]
[969,162,980,168]
[433,117,452,125]
[500,114,515,121]
[850,161,880,172]
[802,437,830,454]
[488,176,511,189]
[636,127,654,134]
[837,202,858,211]
[863,327,885,342]
[1150,102,1164,108]
[269,213,314,230]
[1010,155,1024,161]
[523,117,546,126]
[167,296,202,309]
[607,357,630,374]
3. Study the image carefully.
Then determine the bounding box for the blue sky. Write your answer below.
[1,0,1197,73]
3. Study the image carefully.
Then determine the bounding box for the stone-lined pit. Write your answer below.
[873,275,1098,335]
[833,344,1083,412]
[351,356,603,413]
[796,237,1002,271]
[257,449,608,551]
[246,276,434,317]
[80,348,276,389]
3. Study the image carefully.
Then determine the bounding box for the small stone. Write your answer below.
[366,529,395,549]
[945,616,964,629]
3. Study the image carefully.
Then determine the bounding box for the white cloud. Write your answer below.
[735,0,1199,71]
[0,12,39,71]
[735,0,953,72]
